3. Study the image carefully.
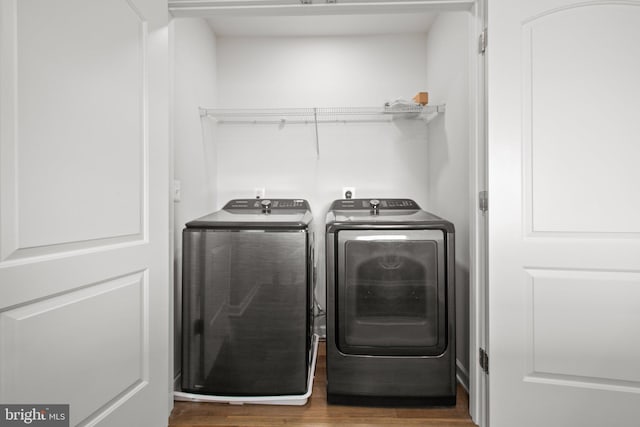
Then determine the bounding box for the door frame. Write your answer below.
[468,0,489,425]
[167,0,489,425]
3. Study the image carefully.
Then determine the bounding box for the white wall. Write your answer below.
[425,12,471,388]
[172,17,218,380]
[216,35,428,108]
[213,34,431,332]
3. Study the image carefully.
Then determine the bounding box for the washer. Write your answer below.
[181,198,314,397]
[325,198,455,406]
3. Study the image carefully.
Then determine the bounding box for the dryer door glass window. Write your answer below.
[336,230,447,356]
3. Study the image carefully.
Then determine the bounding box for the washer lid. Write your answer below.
[185,198,312,229]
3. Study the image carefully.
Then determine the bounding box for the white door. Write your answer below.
[488,0,640,426]
[0,0,170,426]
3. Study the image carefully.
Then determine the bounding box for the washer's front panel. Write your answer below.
[182,229,309,396]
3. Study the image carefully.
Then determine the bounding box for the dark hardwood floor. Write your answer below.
[169,342,476,426]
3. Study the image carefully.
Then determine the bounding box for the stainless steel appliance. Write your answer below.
[181,198,314,396]
[326,198,455,406]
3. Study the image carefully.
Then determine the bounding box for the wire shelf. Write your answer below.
[198,105,445,160]
[199,105,445,124]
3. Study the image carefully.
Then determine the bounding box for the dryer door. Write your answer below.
[336,229,448,356]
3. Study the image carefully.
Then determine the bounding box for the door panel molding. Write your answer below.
[0,0,20,262]
[521,2,640,237]
[523,268,640,392]
[0,0,150,262]
[0,271,150,425]
[522,0,640,25]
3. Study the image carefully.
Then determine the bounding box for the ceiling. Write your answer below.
[205,12,438,37]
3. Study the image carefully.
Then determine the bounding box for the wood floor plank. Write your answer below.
[169,342,476,426]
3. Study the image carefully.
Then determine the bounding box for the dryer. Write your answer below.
[325,198,455,406]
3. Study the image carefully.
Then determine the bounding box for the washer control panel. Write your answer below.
[331,198,420,210]
[224,199,310,211]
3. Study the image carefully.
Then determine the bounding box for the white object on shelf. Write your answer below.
[173,334,320,406]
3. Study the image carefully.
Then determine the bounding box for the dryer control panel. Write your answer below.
[223,198,310,211]
[330,198,420,210]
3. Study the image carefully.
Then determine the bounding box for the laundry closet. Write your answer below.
[170,0,483,416]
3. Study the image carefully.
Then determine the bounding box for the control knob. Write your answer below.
[369,199,380,215]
